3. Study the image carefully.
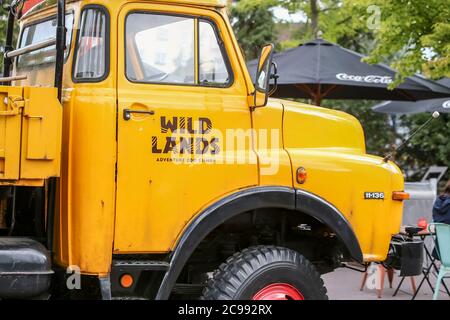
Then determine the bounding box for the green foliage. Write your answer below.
[356,0,450,82]
[230,0,278,60]
[231,0,277,60]
[319,1,375,54]
[269,0,449,180]
[277,38,300,51]
[280,0,450,81]
[0,13,8,71]
[280,0,319,39]
[279,0,372,50]
[275,21,304,51]
[399,113,450,181]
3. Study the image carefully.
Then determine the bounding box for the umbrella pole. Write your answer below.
[314,85,322,106]
[313,95,322,106]
[313,85,338,106]
[295,84,321,106]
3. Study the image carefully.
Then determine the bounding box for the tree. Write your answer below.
[357,0,450,82]
[281,0,450,81]
[280,1,361,43]
[344,0,450,181]
[230,0,278,60]
[279,1,394,156]
[0,11,8,72]
[0,1,24,72]
[281,0,328,39]
[399,113,450,181]
[276,0,449,181]
[318,1,375,54]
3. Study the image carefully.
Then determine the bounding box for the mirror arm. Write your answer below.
[268,61,279,97]
[251,83,260,110]
[252,43,275,109]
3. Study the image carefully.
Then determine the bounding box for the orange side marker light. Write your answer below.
[296,167,307,184]
[392,191,410,201]
[120,274,134,288]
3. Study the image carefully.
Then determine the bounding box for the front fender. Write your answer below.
[288,148,404,262]
[155,186,362,299]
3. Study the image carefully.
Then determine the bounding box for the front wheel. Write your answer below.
[201,246,328,300]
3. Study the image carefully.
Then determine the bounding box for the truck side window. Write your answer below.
[199,20,230,85]
[73,6,109,82]
[17,13,74,71]
[126,13,195,84]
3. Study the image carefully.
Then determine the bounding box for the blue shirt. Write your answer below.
[433,195,450,224]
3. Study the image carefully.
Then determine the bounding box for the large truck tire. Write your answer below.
[201,245,328,300]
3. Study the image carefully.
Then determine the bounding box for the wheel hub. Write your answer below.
[252,283,304,300]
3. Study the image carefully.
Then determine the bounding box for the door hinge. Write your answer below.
[0,95,25,117]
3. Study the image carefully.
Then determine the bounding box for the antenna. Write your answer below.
[383,111,440,163]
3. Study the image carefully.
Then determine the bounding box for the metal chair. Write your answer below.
[428,223,450,300]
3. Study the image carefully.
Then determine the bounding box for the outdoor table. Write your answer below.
[396,227,450,299]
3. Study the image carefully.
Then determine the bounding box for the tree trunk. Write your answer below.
[310,0,319,38]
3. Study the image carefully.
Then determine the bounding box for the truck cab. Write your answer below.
[0,0,413,300]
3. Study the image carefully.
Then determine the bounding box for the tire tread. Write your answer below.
[201,245,328,300]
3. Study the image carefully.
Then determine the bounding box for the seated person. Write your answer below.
[432,180,450,259]
[433,180,450,224]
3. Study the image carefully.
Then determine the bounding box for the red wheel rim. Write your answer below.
[252,283,304,300]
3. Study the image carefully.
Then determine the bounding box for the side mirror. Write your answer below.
[252,43,278,108]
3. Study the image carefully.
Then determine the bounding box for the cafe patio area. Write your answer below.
[323,267,450,300]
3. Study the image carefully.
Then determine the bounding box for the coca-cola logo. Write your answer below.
[442,100,450,109]
[336,73,393,84]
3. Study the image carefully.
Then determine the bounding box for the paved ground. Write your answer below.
[322,267,450,300]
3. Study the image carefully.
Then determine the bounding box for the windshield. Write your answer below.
[17,13,74,70]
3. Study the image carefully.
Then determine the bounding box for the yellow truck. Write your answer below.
[0,0,420,300]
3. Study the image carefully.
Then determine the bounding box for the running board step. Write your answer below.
[112,296,148,300]
[172,283,204,296]
[112,260,170,271]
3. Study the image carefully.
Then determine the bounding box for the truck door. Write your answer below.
[114,3,258,252]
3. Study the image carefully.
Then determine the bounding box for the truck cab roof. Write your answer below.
[22,0,227,18]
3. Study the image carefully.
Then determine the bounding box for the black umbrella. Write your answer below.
[247,39,450,105]
[372,78,450,114]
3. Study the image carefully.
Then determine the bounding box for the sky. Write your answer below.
[271,6,306,23]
